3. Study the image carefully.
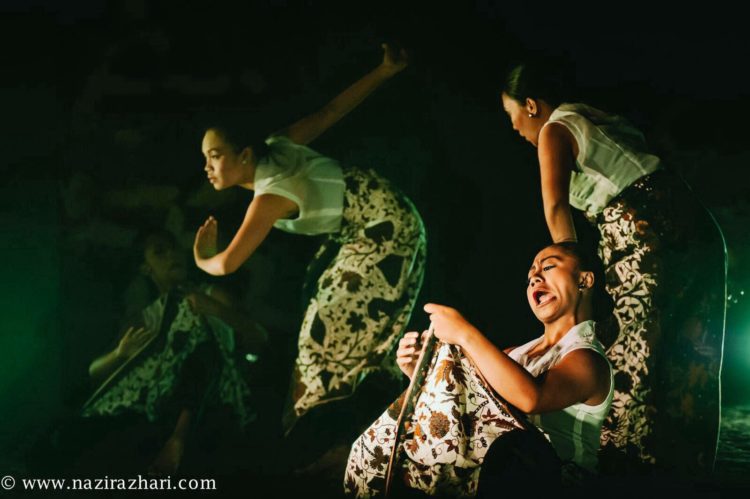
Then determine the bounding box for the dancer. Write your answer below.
[192,44,427,459]
[499,61,726,477]
[345,243,613,497]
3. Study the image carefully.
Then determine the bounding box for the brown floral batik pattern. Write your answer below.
[344,343,525,498]
[283,167,427,432]
[593,170,725,475]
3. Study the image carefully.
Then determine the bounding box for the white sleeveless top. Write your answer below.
[543,103,662,216]
[508,320,614,472]
[253,135,346,235]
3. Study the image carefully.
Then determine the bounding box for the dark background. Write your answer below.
[2,0,749,484]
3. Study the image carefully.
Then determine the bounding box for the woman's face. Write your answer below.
[501,92,542,147]
[526,246,584,323]
[143,235,187,291]
[201,129,246,190]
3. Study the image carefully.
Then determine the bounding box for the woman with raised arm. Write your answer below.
[345,242,614,496]
[499,61,726,478]
[192,44,427,453]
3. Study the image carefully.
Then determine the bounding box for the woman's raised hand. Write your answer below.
[380,42,409,76]
[396,330,430,379]
[193,216,218,260]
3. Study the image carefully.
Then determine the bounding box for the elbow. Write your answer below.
[513,392,542,414]
[220,258,239,276]
[207,255,238,276]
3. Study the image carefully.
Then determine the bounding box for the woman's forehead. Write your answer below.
[202,129,227,150]
[530,247,573,268]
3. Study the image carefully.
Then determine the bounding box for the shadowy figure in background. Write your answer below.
[30,229,266,477]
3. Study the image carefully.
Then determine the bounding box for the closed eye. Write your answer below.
[543,265,555,271]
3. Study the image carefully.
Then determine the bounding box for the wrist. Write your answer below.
[460,326,482,351]
[458,325,480,349]
[375,64,398,79]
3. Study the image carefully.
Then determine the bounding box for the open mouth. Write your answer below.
[533,290,555,307]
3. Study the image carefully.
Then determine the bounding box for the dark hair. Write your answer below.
[197,109,270,161]
[134,228,178,262]
[548,241,614,323]
[503,58,572,109]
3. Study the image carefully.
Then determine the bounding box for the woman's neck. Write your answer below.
[238,161,257,190]
[539,316,579,348]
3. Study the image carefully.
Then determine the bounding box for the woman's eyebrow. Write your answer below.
[528,255,562,274]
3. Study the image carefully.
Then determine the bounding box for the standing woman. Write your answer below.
[192,44,427,449]
[499,62,726,478]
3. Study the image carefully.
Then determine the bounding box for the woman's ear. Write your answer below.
[240,146,254,165]
[579,271,594,290]
[525,98,539,117]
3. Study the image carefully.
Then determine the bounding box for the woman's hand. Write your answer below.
[115,326,156,359]
[396,330,430,379]
[379,42,409,76]
[193,216,218,261]
[423,303,478,347]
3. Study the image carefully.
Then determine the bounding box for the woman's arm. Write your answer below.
[194,193,297,276]
[89,326,156,381]
[537,123,578,243]
[274,43,408,145]
[425,304,608,414]
[149,409,192,476]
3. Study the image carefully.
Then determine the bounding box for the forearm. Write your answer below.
[324,65,395,120]
[282,64,398,144]
[171,409,192,441]
[544,202,577,243]
[459,329,542,413]
[195,251,239,276]
[89,350,126,381]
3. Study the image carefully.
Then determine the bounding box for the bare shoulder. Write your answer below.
[555,348,610,391]
[539,122,578,157]
[251,193,299,219]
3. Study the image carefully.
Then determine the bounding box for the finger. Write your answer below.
[423,303,445,314]
[400,335,418,345]
[397,347,415,357]
[131,327,148,340]
[396,356,416,367]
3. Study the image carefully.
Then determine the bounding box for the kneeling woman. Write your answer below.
[345,243,613,497]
